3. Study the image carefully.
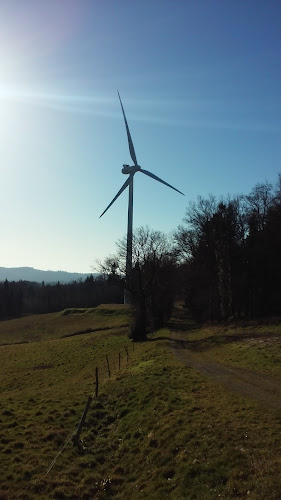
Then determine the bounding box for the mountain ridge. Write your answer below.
[0,266,98,284]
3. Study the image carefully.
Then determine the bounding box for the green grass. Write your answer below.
[0,304,130,345]
[1,308,281,499]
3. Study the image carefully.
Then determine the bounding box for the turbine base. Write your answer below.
[124,289,132,305]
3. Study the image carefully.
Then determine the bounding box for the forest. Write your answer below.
[0,275,123,319]
[175,175,281,322]
[1,175,280,332]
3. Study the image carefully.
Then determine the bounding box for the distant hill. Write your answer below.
[0,267,98,284]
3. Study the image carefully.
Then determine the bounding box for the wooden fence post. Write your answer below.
[73,396,92,445]
[95,367,99,398]
[124,346,130,362]
[106,354,111,378]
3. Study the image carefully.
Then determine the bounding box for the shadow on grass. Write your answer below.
[137,303,281,352]
[61,324,129,338]
[151,307,281,353]
[167,307,202,333]
[168,320,201,332]
[147,336,169,342]
[171,331,281,353]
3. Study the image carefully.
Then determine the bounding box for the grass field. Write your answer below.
[1,306,281,499]
[0,304,130,345]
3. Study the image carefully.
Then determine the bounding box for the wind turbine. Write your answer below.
[100,91,184,304]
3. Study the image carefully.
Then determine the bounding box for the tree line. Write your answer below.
[175,175,281,322]
[1,175,280,340]
[0,275,123,319]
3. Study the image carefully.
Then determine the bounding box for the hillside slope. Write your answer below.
[1,307,281,499]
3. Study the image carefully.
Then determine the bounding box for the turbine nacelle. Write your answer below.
[122,164,141,174]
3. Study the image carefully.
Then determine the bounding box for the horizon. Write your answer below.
[1,1,280,273]
[0,265,98,276]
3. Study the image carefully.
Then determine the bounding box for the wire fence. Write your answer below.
[14,341,137,499]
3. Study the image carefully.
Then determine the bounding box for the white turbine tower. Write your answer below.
[100,91,184,303]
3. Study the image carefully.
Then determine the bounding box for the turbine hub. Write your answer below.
[122,164,141,174]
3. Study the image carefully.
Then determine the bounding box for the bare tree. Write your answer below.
[99,226,177,340]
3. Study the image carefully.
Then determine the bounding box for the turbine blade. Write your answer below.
[140,169,185,196]
[99,177,131,218]
[117,90,138,166]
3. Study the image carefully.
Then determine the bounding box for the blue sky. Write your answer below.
[0,0,280,273]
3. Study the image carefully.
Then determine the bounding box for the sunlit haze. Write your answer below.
[0,1,280,273]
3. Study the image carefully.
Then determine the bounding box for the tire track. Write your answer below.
[171,329,281,410]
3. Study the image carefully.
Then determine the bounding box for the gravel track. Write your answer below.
[170,311,281,410]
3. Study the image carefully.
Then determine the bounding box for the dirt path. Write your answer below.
[170,311,281,410]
